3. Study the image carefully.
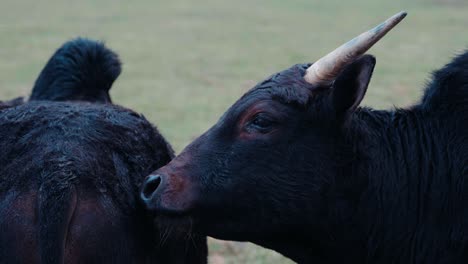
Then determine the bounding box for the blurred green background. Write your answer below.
[0,0,467,263]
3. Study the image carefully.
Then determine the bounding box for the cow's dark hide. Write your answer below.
[0,102,207,264]
[0,38,207,264]
[141,52,468,263]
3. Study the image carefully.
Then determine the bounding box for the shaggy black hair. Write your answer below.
[0,102,207,263]
[0,38,208,263]
[29,38,121,103]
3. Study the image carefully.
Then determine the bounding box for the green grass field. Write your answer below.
[1,0,467,262]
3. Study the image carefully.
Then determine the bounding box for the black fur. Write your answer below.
[0,39,207,263]
[29,38,121,103]
[0,102,207,263]
[421,50,468,110]
[142,52,468,263]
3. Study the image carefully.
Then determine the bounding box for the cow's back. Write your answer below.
[0,102,203,263]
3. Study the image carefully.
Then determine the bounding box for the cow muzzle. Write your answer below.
[140,174,165,210]
[140,169,196,214]
[140,174,163,204]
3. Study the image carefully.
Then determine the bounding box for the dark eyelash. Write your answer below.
[247,113,275,133]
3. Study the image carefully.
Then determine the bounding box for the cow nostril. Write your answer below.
[141,174,162,201]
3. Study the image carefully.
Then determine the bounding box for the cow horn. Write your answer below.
[304,11,407,85]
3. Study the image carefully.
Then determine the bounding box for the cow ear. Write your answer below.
[330,55,376,117]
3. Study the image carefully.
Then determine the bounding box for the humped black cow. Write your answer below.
[141,12,468,263]
[0,39,207,263]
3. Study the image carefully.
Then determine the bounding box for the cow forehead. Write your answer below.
[211,63,326,130]
[238,63,318,110]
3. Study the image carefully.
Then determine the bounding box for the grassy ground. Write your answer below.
[0,0,467,262]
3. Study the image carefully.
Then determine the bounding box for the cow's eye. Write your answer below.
[247,113,275,133]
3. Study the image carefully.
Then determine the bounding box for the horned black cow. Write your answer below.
[141,12,468,263]
[0,39,207,263]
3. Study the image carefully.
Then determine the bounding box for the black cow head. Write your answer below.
[141,54,375,237]
[140,11,405,261]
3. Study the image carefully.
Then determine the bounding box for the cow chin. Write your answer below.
[153,213,200,240]
[187,216,266,243]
